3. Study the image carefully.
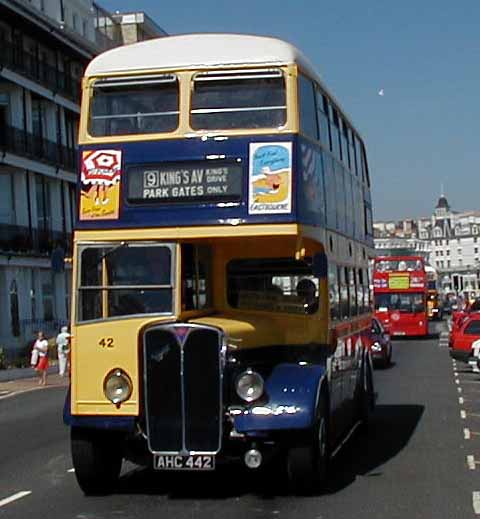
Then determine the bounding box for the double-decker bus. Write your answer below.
[64,33,375,495]
[373,256,428,337]
[425,265,443,320]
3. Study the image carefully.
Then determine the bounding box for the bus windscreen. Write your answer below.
[89,75,179,136]
[191,69,286,130]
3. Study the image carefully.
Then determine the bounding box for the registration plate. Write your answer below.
[154,454,215,471]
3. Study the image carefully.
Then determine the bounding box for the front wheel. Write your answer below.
[71,427,123,495]
[286,395,329,495]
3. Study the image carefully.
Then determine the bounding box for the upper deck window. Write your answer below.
[191,69,286,130]
[89,74,179,137]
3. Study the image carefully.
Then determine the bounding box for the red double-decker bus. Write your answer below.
[373,256,428,337]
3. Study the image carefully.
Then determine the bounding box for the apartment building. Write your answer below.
[374,196,480,297]
[0,0,166,353]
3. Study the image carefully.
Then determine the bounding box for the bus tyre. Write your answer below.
[71,427,123,495]
[286,396,329,495]
[359,359,375,433]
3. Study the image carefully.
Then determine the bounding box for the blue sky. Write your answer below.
[100,0,479,220]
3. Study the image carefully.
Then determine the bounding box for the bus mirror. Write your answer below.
[312,253,327,279]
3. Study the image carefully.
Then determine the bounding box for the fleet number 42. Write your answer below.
[98,337,114,348]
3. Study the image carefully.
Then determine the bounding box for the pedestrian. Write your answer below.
[33,331,49,386]
[56,326,71,377]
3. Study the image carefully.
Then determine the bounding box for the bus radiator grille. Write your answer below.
[143,325,222,454]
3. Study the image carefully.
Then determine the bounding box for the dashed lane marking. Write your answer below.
[460,397,465,404]
[473,492,480,515]
[0,491,31,508]
[458,387,463,393]
[468,455,476,470]
[462,410,467,419]
[456,379,460,385]
[465,428,471,439]
[67,468,75,473]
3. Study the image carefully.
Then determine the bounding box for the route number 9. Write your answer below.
[99,337,114,348]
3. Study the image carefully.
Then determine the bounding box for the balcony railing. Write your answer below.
[0,38,81,102]
[0,124,77,172]
[0,223,72,256]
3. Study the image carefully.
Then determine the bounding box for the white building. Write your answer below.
[0,0,166,354]
[374,196,480,297]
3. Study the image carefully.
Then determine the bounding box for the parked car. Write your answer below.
[367,317,393,368]
[449,312,480,362]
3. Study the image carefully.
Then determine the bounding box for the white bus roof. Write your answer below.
[85,33,320,79]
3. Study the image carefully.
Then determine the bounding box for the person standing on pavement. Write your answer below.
[56,326,71,377]
[33,331,49,386]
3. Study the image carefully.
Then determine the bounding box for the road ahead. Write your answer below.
[0,322,477,518]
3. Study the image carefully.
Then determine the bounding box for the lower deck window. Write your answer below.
[78,243,174,321]
[375,292,425,313]
[227,258,319,315]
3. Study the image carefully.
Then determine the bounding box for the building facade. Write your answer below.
[0,0,166,353]
[374,196,480,297]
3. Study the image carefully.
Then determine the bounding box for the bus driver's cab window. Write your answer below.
[181,244,212,311]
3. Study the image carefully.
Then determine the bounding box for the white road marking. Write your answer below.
[460,397,465,404]
[0,491,32,508]
[458,387,463,393]
[456,379,460,385]
[474,365,480,374]
[465,428,471,439]
[473,492,480,514]
[468,455,476,470]
[67,468,75,473]
[462,410,467,419]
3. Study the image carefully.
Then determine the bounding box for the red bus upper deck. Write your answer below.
[373,256,428,337]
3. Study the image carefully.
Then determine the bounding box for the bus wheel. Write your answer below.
[286,396,329,495]
[71,427,123,495]
[359,360,375,432]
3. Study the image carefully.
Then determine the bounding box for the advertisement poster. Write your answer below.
[248,142,292,215]
[79,150,122,220]
[388,273,410,290]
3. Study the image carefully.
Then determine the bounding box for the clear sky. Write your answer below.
[100,0,479,220]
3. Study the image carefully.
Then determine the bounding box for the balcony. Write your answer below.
[0,124,77,172]
[0,223,72,256]
[0,38,81,102]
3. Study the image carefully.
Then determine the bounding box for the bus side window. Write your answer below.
[181,244,212,311]
[339,266,349,319]
[357,268,364,314]
[349,267,357,316]
[328,263,339,320]
[324,154,337,230]
[316,89,331,149]
[298,74,318,140]
[364,267,372,310]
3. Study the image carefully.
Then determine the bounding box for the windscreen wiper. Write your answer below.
[94,241,128,267]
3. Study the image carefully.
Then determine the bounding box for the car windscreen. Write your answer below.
[464,320,480,335]
[191,69,286,130]
[78,243,174,321]
[89,75,179,136]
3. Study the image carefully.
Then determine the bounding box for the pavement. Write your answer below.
[0,364,69,399]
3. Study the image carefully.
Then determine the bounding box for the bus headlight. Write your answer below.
[103,369,133,405]
[236,369,264,402]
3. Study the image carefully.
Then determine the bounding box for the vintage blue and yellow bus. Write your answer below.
[65,33,375,495]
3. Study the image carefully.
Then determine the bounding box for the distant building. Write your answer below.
[0,0,166,353]
[374,195,480,297]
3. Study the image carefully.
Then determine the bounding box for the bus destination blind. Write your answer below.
[127,162,242,204]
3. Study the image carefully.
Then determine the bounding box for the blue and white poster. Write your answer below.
[248,142,292,215]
